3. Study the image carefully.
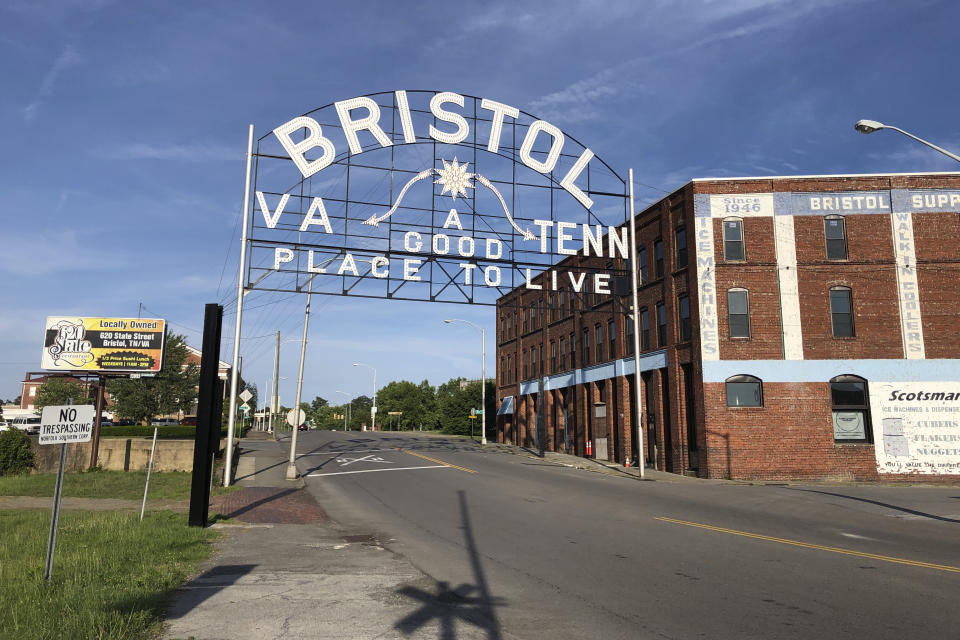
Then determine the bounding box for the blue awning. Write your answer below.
[497,396,514,415]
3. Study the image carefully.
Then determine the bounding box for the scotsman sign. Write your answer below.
[244,90,629,305]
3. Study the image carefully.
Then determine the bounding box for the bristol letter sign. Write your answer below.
[246,90,628,305]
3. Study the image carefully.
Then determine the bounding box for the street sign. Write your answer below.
[476,409,483,414]
[286,407,306,427]
[239,389,253,403]
[470,408,476,417]
[39,405,95,445]
[240,403,250,413]
[468,415,477,420]
[388,411,402,416]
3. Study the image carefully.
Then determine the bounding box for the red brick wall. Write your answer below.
[702,381,960,482]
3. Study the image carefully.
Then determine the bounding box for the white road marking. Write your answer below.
[336,454,393,466]
[298,449,392,456]
[307,465,449,477]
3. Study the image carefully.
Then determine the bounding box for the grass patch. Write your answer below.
[0,470,240,501]
[0,509,219,640]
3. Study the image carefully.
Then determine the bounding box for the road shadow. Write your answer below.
[394,490,505,639]
[791,488,960,523]
[164,564,256,619]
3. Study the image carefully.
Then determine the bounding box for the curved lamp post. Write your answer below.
[444,319,487,445]
[855,120,960,163]
[353,363,377,430]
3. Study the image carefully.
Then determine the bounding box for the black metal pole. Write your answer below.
[189,303,223,527]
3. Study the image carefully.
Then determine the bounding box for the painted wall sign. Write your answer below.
[871,381,960,475]
[41,317,166,373]
[246,91,627,306]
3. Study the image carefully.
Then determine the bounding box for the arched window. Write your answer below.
[723,218,745,261]
[727,288,751,338]
[830,286,854,337]
[825,215,848,260]
[726,375,762,407]
[830,375,872,442]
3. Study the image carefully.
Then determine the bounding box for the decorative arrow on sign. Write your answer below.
[361,158,537,241]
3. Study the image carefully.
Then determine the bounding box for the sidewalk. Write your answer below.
[163,434,495,640]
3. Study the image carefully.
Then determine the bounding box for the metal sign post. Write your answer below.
[40,401,95,581]
[140,427,158,522]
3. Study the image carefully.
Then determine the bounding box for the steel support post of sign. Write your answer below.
[44,441,67,581]
[224,124,255,487]
[628,169,645,479]
[286,279,312,480]
[89,375,104,469]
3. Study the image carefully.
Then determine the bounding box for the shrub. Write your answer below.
[0,429,35,475]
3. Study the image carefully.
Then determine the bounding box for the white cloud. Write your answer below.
[23,44,80,122]
[94,143,242,162]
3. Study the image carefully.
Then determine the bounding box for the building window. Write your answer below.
[831,375,872,442]
[654,238,664,278]
[570,332,576,367]
[676,225,687,268]
[583,328,590,366]
[538,345,543,376]
[559,289,566,317]
[723,218,745,261]
[507,354,512,383]
[595,324,603,362]
[523,350,529,379]
[825,216,848,260]
[678,295,691,341]
[531,302,537,329]
[656,302,666,347]
[560,337,566,369]
[830,287,854,337]
[640,308,650,350]
[625,315,634,355]
[638,245,647,285]
[522,307,528,333]
[608,318,615,359]
[726,375,763,407]
[550,341,556,373]
[549,293,556,322]
[727,288,751,338]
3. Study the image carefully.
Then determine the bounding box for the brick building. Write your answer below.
[495,171,960,482]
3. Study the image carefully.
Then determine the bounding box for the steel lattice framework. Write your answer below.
[245,90,628,307]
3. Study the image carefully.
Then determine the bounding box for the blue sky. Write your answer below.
[2,0,958,408]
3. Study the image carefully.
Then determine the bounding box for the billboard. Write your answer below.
[41,317,166,373]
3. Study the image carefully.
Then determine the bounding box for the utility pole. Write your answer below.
[270,331,280,439]
[286,279,312,480]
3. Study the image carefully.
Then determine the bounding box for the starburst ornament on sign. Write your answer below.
[434,157,474,201]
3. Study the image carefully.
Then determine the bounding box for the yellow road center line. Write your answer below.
[398,449,476,473]
[655,517,960,574]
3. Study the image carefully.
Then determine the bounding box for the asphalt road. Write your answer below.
[293,430,960,640]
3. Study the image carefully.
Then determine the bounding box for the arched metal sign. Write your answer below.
[224,90,645,485]
[245,90,628,305]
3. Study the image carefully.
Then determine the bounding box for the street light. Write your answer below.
[335,390,351,431]
[854,119,960,163]
[444,318,487,445]
[352,363,377,430]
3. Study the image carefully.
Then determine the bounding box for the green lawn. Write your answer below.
[0,509,219,639]
[0,469,238,501]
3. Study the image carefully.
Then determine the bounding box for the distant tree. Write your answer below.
[13,395,21,406]
[435,377,495,436]
[107,334,199,425]
[311,396,328,411]
[34,377,89,410]
[349,395,373,430]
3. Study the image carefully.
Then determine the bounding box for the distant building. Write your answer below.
[496,171,960,482]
